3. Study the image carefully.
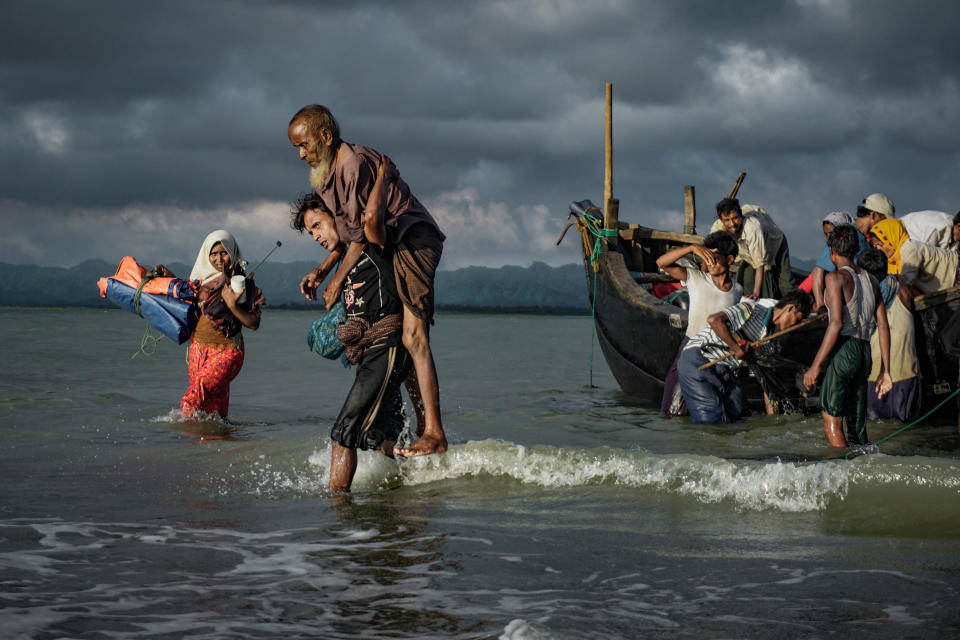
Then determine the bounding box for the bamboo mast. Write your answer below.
[683,186,696,235]
[603,82,618,230]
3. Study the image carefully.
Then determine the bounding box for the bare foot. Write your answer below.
[395,432,448,458]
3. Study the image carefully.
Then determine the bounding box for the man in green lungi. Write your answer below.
[803,224,893,447]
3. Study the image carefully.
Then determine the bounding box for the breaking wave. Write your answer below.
[223,439,960,513]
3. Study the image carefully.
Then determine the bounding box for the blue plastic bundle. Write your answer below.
[306,299,350,367]
[97,257,198,344]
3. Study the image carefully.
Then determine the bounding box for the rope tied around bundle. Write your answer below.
[131,269,165,358]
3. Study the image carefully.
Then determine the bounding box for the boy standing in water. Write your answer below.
[804,225,893,447]
[292,159,411,492]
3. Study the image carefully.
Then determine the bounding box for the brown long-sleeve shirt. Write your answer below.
[315,141,444,245]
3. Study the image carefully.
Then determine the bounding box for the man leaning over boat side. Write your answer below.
[899,210,960,251]
[803,224,893,448]
[677,289,812,424]
[870,218,960,297]
[853,192,895,238]
[709,198,793,301]
[656,230,743,417]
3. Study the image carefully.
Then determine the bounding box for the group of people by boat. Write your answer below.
[137,105,449,493]
[655,193,960,448]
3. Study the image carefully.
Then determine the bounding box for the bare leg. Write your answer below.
[403,369,427,437]
[394,308,448,457]
[329,442,358,493]
[762,392,778,415]
[822,412,847,448]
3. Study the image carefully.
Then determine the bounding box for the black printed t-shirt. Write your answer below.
[342,243,402,347]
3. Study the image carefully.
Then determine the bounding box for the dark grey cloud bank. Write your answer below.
[2,0,960,269]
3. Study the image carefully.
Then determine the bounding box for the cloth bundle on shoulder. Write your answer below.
[97,256,198,343]
[337,312,404,364]
[307,299,350,367]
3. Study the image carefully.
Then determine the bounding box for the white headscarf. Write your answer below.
[189,230,244,284]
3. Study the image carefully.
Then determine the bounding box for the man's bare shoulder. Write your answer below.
[825,266,855,289]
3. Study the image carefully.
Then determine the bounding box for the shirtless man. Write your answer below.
[288,104,446,457]
[804,224,893,447]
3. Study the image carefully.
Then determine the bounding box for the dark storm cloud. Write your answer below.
[2,0,960,267]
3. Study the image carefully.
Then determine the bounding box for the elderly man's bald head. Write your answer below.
[289,104,340,142]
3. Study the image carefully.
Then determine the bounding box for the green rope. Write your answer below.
[133,269,160,317]
[131,326,165,359]
[581,211,619,388]
[130,269,164,358]
[814,386,960,462]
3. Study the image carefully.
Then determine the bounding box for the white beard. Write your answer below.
[308,144,336,191]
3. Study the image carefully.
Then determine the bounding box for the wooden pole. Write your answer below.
[683,185,696,235]
[697,315,823,370]
[728,172,746,199]
[603,82,615,229]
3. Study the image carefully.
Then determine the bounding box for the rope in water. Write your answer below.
[131,327,165,359]
[131,268,165,358]
[580,210,619,388]
[814,386,960,461]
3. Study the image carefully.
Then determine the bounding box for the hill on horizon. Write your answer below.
[0,259,592,313]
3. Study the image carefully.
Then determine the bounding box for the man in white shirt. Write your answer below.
[709,198,792,300]
[656,230,743,416]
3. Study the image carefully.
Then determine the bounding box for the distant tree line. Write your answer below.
[0,260,591,314]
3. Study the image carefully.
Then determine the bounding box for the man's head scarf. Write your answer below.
[823,211,854,228]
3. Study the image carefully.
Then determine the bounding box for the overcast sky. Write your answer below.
[3,0,960,270]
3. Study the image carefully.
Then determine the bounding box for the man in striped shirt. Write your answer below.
[677,290,812,423]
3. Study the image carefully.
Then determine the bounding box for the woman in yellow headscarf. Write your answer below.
[871,218,960,295]
[869,218,909,275]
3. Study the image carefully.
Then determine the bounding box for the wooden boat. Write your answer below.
[563,201,960,415]
[559,83,959,415]
[561,201,828,411]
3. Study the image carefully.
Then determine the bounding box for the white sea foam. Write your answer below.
[500,618,562,640]
[392,439,960,512]
[214,437,960,512]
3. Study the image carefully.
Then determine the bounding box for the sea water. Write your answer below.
[1,307,959,639]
